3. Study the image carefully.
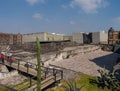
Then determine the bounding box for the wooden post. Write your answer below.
[53,68,56,81]
[53,68,55,75]
[45,71,47,79]
[29,77,32,87]
[45,68,48,78]
[61,70,63,79]
[36,65,38,71]
[27,62,29,74]
[18,60,20,70]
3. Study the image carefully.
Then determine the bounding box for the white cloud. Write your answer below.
[26,0,45,5]
[69,21,75,25]
[70,0,108,13]
[32,13,43,19]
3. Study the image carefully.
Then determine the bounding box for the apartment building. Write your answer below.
[108,28,120,45]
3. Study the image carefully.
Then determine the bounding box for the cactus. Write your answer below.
[36,37,41,91]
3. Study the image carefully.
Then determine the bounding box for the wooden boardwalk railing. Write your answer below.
[2,60,63,91]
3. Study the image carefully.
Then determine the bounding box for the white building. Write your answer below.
[22,32,65,44]
[92,31,108,44]
[72,33,83,44]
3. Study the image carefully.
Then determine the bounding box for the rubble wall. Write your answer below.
[12,41,79,54]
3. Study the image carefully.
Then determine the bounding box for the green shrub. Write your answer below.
[61,79,84,91]
[97,69,120,90]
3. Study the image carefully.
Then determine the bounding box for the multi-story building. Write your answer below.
[108,28,120,45]
[0,33,22,45]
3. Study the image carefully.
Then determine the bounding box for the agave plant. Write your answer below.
[97,69,120,90]
[97,69,110,88]
[36,37,41,91]
[62,80,83,91]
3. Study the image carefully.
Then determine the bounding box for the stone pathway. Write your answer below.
[50,49,120,76]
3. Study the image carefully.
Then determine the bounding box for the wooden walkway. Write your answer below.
[3,60,63,91]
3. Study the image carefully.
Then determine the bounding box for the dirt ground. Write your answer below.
[50,49,120,76]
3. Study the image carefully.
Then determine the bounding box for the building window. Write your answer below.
[109,36,113,39]
[113,35,119,39]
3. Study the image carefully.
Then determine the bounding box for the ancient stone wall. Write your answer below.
[12,41,79,54]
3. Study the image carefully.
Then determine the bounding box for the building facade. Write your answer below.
[22,32,71,44]
[72,32,108,44]
[72,33,83,44]
[72,32,93,44]
[83,33,92,44]
[0,33,22,45]
[108,28,120,45]
[0,31,109,45]
[63,36,72,41]
[92,31,108,44]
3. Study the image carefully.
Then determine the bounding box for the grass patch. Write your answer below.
[13,79,36,91]
[76,73,111,91]
[47,73,112,91]
[0,86,10,91]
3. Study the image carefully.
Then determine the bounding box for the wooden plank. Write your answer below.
[28,75,61,91]
[4,61,37,76]
[41,76,61,90]
[3,61,62,91]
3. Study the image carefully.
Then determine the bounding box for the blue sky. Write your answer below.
[0,0,120,35]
